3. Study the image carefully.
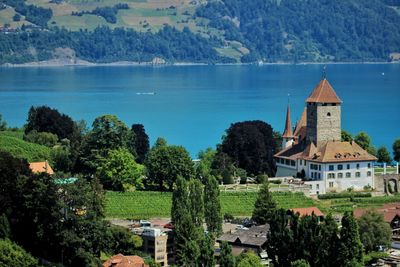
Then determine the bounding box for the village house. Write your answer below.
[103,254,148,267]
[274,78,377,194]
[217,224,269,264]
[289,207,324,220]
[29,160,54,175]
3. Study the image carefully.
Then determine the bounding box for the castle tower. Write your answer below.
[282,104,295,149]
[306,78,342,146]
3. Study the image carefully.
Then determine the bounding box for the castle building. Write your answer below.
[274,78,377,194]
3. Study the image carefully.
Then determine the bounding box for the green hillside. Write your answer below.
[0,131,52,162]
[0,0,399,63]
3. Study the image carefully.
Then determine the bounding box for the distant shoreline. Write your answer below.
[1,59,398,68]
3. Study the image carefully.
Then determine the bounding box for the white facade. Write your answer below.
[276,158,375,195]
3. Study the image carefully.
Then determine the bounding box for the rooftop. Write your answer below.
[290,207,324,217]
[275,140,377,163]
[103,254,148,267]
[306,78,342,104]
[29,161,54,175]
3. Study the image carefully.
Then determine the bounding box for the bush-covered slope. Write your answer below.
[0,131,52,162]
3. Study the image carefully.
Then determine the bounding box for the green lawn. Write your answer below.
[104,191,316,219]
[0,131,52,162]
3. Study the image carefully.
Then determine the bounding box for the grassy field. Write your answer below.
[105,191,316,219]
[0,131,52,162]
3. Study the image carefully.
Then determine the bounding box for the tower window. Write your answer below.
[327,112,331,117]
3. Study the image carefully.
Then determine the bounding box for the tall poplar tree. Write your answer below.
[171,177,205,266]
[204,175,222,235]
[252,182,277,224]
[337,212,364,267]
[220,242,235,267]
[316,214,340,267]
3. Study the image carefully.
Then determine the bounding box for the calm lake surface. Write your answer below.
[0,64,399,157]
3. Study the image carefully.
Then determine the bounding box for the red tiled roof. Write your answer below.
[103,254,148,267]
[306,79,342,104]
[282,105,294,138]
[354,204,400,223]
[291,207,324,217]
[275,140,377,163]
[29,161,54,175]
[293,108,307,142]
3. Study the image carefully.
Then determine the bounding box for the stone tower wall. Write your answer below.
[307,103,341,145]
[316,104,341,145]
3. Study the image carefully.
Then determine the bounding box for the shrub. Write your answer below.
[318,192,372,199]
[24,130,58,147]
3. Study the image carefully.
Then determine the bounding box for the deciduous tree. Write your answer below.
[145,138,194,190]
[219,120,277,176]
[393,139,400,162]
[377,146,392,164]
[96,148,144,191]
[357,210,391,253]
[341,130,352,142]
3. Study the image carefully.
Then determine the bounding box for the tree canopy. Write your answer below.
[25,106,76,140]
[357,210,392,253]
[145,138,194,190]
[219,120,277,176]
[377,146,392,164]
[96,148,144,191]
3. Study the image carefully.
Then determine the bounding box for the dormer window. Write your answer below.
[327,112,331,117]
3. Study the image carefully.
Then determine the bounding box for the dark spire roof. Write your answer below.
[282,105,294,138]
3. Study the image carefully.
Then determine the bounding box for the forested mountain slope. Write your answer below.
[0,0,399,64]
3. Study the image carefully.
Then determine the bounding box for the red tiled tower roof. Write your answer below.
[282,105,293,138]
[306,79,342,104]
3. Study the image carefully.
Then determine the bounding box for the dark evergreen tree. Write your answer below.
[252,182,277,225]
[131,124,149,164]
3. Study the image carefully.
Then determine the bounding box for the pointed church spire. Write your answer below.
[282,104,293,138]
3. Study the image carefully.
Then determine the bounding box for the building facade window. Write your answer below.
[318,165,321,171]
[329,165,334,171]
[356,172,361,177]
[367,171,372,177]
[346,172,351,178]
[338,173,343,178]
[329,182,334,188]
[347,164,350,170]
[328,173,335,179]
[368,163,371,168]
[318,173,321,179]
[291,160,296,166]
[338,164,343,170]
[316,184,319,189]
[356,163,360,169]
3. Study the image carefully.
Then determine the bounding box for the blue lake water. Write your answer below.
[0,64,399,157]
